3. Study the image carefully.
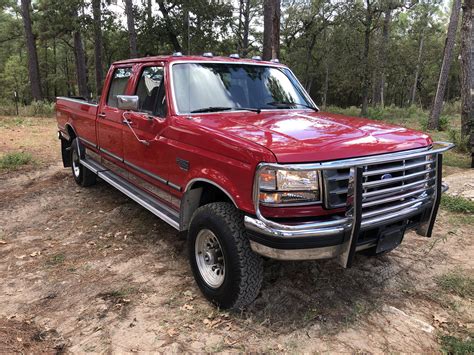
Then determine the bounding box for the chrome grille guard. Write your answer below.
[244,142,454,268]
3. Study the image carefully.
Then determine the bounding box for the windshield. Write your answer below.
[171,63,314,114]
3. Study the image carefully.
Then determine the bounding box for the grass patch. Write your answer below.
[436,272,474,299]
[448,214,474,226]
[0,152,33,170]
[47,253,65,266]
[441,195,474,214]
[0,116,33,128]
[440,334,474,354]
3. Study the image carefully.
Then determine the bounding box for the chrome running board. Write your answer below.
[80,157,180,230]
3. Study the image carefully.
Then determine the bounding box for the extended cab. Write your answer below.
[56,54,453,309]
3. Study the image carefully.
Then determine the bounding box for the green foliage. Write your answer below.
[26,101,55,116]
[436,272,474,299]
[0,100,55,117]
[441,195,474,214]
[440,334,474,354]
[0,152,34,170]
[448,129,470,153]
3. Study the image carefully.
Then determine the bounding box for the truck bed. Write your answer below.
[56,97,99,146]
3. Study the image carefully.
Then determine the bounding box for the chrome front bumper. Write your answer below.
[244,142,454,267]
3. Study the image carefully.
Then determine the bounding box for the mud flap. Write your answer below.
[60,136,72,167]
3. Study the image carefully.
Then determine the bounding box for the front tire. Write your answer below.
[70,138,96,187]
[188,202,263,310]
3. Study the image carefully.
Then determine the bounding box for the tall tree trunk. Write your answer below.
[20,0,42,101]
[92,0,104,98]
[461,0,473,139]
[377,8,391,107]
[303,33,317,90]
[44,40,49,99]
[428,0,462,130]
[410,33,425,105]
[125,0,138,58]
[322,61,329,109]
[53,38,57,98]
[157,0,182,52]
[73,30,89,99]
[146,0,153,28]
[242,0,251,56]
[263,0,280,60]
[360,1,372,117]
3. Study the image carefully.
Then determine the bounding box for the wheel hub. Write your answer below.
[195,229,225,288]
[72,149,80,177]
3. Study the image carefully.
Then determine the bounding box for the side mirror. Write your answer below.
[117,95,139,111]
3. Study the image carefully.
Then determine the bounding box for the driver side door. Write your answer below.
[122,64,173,205]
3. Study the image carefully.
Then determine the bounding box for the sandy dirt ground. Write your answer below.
[0,116,473,353]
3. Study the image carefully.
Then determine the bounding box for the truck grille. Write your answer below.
[323,154,436,221]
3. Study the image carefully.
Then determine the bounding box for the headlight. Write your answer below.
[258,167,321,206]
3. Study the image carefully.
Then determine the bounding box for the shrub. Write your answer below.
[448,129,470,153]
[442,101,461,116]
[0,99,18,116]
[0,152,33,170]
[0,100,55,117]
[24,101,55,117]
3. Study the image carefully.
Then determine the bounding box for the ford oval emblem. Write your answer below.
[381,173,393,180]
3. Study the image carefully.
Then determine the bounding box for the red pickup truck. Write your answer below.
[56,53,453,309]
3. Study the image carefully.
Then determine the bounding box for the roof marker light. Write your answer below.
[271,58,280,63]
[252,55,262,61]
[229,53,240,59]
[172,52,183,57]
[203,52,213,57]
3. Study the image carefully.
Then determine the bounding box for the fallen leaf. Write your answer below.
[15,255,26,259]
[0,240,7,244]
[30,251,41,257]
[433,314,448,326]
[180,304,194,311]
[16,337,22,342]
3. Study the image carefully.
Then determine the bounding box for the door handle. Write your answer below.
[98,113,106,118]
[122,114,149,146]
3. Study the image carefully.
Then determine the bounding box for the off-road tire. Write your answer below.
[188,202,263,310]
[70,138,97,187]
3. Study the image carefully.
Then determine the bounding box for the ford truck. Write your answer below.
[56,53,454,309]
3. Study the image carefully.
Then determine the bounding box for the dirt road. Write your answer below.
[0,117,472,353]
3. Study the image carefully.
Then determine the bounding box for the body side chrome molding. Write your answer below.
[99,147,123,162]
[124,159,167,185]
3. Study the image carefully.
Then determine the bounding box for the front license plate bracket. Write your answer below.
[376,227,405,254]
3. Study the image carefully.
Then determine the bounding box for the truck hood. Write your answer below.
[192,110,432,163]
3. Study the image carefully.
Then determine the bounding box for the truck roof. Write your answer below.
[113,54,285,67]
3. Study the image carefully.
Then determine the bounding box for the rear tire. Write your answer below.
[71,138,97,187]
[188,202,263,310]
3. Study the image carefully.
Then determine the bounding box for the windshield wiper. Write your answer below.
[190,106,234,113]
[190,106,261,114]
[267,101,318,112]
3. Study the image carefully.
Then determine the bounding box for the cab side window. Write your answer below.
[135,66,167,117]
[107,67,132,108]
